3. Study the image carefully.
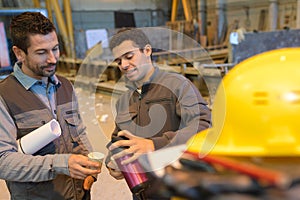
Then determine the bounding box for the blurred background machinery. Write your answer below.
[2,0,300,105]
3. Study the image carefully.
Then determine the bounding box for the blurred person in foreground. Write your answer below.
[0,12,100,200]
[105,28,211,199]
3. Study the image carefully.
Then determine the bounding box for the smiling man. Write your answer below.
[0,12,101,200]
[105,28,212,199]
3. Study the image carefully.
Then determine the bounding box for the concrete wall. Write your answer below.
[48,0,172,58]
[71,9,167,58]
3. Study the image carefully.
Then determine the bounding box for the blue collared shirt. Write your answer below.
[13,63,61,118]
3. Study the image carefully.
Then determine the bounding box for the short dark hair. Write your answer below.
[109,28,151,51]
[9,12,56,54]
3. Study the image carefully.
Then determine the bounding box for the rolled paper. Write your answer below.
[17,119,61,155]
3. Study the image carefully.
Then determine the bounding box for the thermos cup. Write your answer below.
[107,136,149,198]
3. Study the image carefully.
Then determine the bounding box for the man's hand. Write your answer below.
[106,160,124,180]
[68,154,101,180]
[109,130,155,165]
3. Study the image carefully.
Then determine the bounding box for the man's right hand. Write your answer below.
[68,154,101,180]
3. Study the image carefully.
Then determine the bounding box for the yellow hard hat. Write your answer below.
[188,48,300,156]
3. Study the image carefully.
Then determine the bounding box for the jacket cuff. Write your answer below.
[51,154,71,176]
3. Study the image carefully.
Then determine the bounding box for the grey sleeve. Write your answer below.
[0,95,71,182]
[152,79,211,149]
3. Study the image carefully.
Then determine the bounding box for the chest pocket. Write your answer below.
[145,97,172,106]
[144,96,180,134]
[63,109,86,154]
[14,109,55,155]
[14,109,52,139]
[145,96,174,117]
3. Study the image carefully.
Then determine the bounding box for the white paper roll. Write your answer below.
[17,119,61,155]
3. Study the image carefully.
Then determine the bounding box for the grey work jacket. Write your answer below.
[112,67,211,149]
[0,74,93,200]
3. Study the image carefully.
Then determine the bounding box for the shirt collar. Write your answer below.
[125,66,159,91]
[13,63,61,90]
